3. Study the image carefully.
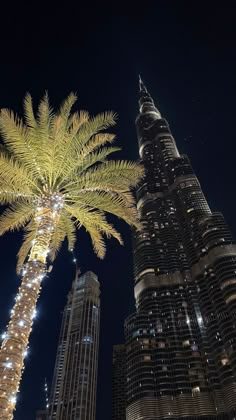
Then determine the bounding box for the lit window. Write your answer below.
[144,355,151,361]
[226,294,236,304]
[221,357,229,366]
[192,386,200,394]
[183,340,190,347]
[83,336,93,344]
[222,279,236,289]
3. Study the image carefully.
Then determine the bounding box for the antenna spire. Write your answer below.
[138,77,161,118]
[138,74,147,92]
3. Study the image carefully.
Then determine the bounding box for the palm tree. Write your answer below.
[0,93,143,419]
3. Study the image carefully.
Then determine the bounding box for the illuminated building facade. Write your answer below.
[48,270,100,420]
[124,79,236,420]
[112,344,126,420]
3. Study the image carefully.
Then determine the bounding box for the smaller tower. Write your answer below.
[48,270,100,420]
[112,344,126,420]
[35,379,49,419]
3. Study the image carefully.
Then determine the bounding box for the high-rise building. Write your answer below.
[112,344,126,420]
[48,270,100,420]
[124,78,236,420]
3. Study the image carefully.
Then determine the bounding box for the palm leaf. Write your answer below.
[66,190,140,228]
[0,152,40,193]
[23,93,37,129]
[0,201,34,235]
[49,213,76,261]
[64,160,144,193]
[65,205,123,258]
[0,109,46,182]
[17,221,38,272]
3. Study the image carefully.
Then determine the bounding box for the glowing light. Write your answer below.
[73,258,77,263]
[18,320,24,327]
[9,395,16,404]
[1,333,7,340]
[31,310,37,320]
[4,362,12,369]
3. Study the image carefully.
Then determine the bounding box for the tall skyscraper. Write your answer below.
[48,270,100,420]
[124,78,236,420]
[112,344,126,420]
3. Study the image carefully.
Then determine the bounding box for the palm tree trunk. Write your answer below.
[0,261,46,419]
[0,203,59,419]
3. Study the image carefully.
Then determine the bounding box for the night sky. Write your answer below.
[0,5,236,420]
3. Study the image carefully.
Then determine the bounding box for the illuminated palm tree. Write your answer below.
[0,93,143,419]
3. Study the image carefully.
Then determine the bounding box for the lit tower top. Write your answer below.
[138,75,161,118]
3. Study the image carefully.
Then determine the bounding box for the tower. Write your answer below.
[124,78,236,419]
[112,344,126,420]
[48,270,100,420]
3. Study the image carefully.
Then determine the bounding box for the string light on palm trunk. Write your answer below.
[0,194,64,419]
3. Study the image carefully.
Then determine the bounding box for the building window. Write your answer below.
[226,294,236,304]
[221,357,229,366]
[144,355,151,361]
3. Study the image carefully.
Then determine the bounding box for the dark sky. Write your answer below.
[0,5,236,420]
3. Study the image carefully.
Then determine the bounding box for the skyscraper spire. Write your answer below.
[138,74,147,93]
[138,76,161,118]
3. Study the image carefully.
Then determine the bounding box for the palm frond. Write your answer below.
[65,205,123,258]
[37,92,54,129]
[48,221,66,262]
[51,111,116,188]
[48,213,76,261]
[60,213,76,251]
[50,110,90,188]
[58,93,77,127]
[0,152,40,193]
[66,190,140,228]
[17,221,38,273]
[0,201,34,235]
[61,147,121,186]
[0,109,46,181]
[64,160,144,193]
[77,112,117,144]
[23,93,37,129]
